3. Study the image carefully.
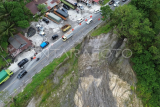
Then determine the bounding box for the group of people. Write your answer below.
[31,53,39,61]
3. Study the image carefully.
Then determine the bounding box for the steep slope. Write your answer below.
[27,33,143,107]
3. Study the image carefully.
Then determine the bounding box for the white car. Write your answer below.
[94,9,100,14]
[77,18,84,23]
[86,18,93,24]
[114,1,120,7]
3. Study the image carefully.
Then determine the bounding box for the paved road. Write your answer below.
[0,0,131,102]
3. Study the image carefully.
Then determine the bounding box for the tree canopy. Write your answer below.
[101,3,160,106]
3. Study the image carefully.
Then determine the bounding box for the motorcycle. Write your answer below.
[36,58,40,61]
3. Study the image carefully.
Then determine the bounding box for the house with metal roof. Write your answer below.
[8,33,33,57]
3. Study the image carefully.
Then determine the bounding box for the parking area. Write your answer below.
[27,2,101,47]
[8,2,101,72]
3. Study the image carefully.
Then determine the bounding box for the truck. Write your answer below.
[53,9,69,20]
[62,30,74,41]
[61,0,76,9]
[45,12,62,24]
[0,69,13,85]
[61,24,71,32]
[66,0,77,7]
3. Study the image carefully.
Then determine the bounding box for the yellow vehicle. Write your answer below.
[0,69,13,85]
[61,24,71,32]
[62,30,73,41]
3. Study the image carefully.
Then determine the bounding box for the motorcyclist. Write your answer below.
[36,58,40,61]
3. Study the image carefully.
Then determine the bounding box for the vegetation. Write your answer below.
[91,23,112,37]
[100,0,110,5]
[101,1,160,106]
[9,44,81,107]
[0,1,33,69]
[37,4,47,14]
[90,5,113,37]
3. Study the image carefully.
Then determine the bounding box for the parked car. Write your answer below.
[52,34,59,40]
[40,41,49,49]
[62,8,68,13]
[27,27,36,37]
[109,0,115,5]
[86,18,93,24]
[77,17,84,23]
[42,18,49,24]
[77,4,84,10]
[94,9,100,14]
[61,24,71,32]
[18,58,29,68]
[114,1,120,7]
[63,4,70,10]
[39,31,46,37]
[17,70,27,79]
[122,0,127,2]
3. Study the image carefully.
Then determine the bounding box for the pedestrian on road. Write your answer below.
[34,52,37,56]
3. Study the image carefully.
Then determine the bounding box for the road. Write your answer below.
[0,0,130,102]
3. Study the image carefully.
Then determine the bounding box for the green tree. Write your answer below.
[11,7,27,22]
[131,0,160,34]
[109,5,155,53]
[17,20,30,28]
[37,4,47,13]
[0,2,13,19]
[100,5,112,21]
[2,1,31,28]
[0,21,15,37]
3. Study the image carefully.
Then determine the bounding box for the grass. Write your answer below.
[91,23,112,37]
[10,51,71,107]
[39,45,80,106]
[10,44,81,107]
[103,0,110,5]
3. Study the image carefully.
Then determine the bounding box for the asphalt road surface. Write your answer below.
[0,0,131,102]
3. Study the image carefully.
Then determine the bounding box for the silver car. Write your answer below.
[114,1,120,7]
[94,9,100,14]
[86,18,93,24]
[77,18,84,23]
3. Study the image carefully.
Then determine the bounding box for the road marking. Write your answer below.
[2,15,102,92]
[0,0,132,95]
[3,79,17,91]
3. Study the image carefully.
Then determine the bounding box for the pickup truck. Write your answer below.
[61,24,71,32]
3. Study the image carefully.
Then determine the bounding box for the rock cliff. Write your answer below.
[27,33,143,107]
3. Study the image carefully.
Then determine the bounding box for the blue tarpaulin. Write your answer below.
[40,42,47,48]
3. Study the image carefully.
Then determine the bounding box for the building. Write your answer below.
[8,33,33,57]
[26,0,61,15]
[45,0,61,10]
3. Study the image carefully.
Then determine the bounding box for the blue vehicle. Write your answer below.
[40,41,49,49]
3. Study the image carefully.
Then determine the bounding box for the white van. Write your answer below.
[86,18,93,24]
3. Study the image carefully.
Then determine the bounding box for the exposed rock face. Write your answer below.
[27,33,142,107]
[74,33,142,107]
